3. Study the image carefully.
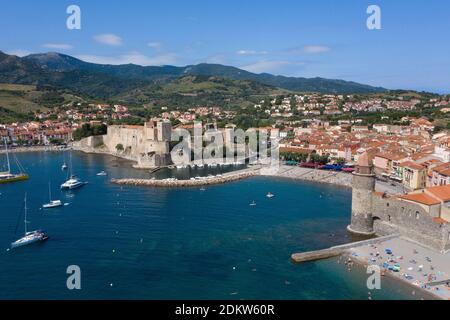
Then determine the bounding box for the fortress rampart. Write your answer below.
[73,120,172,168]
[349,153,450,253]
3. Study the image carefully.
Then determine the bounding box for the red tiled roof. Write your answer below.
[426,184,450,202]
[399,193,440,206]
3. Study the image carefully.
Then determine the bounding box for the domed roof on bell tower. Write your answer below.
[357,152,371,167]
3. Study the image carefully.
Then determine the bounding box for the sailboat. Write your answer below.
[43,182,62,208]
[0,138,29,184]
[61,153,86,190]
[11,194,49,249]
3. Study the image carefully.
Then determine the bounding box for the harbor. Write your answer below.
[0,151,425,300]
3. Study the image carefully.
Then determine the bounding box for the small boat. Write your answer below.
[266,192,275,198]
[61,175,86,190]
[43,200,63,209]
[43,182,63,208]
[97,171,107,176]
[61,163,68,170]
[200,187,206,191]
[250,201,257,206]
[11,194,49,249]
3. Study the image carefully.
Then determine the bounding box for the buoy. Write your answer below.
[112,249,116,253]
[110,283,114,287]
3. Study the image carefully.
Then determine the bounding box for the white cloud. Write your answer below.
[5,49,31,57]
[147,42,162,51]
[241,60,306,74]
[75,51,178,66]
[42,43,73,50]
[302,45,330,54]
[93,34,122,46]
[236,50,268,55]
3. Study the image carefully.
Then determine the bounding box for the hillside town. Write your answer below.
[1,93,450,192]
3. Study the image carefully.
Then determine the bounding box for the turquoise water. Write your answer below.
[0,151,422,299]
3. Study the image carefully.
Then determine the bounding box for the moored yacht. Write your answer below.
[11,194,49,249]
[0,138,29,184]
[43,182,63,208]
[61,175,86,190]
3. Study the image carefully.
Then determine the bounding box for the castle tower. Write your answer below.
[347,152,376,236]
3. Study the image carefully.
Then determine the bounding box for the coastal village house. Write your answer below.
[373,152,408,177]
[398,161,427,191]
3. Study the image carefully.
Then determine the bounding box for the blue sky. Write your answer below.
[1,0,449,93]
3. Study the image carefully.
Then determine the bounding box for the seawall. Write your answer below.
[111,167,260,188]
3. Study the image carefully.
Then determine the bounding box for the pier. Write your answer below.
[291,235,399,264]
[111,167,260,187]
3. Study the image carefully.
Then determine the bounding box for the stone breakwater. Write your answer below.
[111,168,259,188]
[0,146,69,154]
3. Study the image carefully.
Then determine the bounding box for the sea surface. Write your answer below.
[0,151,426,299]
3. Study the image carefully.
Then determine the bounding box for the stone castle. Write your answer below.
[348,153,450,253]
[74,120,172,168]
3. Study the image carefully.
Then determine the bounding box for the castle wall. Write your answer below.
[99,125,171,168]
[372,194,450,252]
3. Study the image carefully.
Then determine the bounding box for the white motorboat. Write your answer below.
[97,171,107,176]
[61,175,86,190]
[11,194,49,249]
[61,153,86,190]
[61,163,68,170]
[266,192,275,198]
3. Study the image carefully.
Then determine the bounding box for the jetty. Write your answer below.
[291,235,399,263]
[111,167,260,188]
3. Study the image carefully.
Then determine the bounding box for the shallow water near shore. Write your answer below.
[0,151,428,299]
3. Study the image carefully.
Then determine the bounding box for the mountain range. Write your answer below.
[0,51,386,99]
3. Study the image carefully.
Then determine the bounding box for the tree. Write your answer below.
[116,144,124,152]
[73,123,107,141]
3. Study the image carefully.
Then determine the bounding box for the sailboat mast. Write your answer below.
[4,138,11,173]
[24,193,27,235]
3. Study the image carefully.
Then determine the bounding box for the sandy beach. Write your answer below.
[348,237,450,300]
[261,165,405,195]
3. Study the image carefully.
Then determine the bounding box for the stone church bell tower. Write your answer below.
[347,152,376,236]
